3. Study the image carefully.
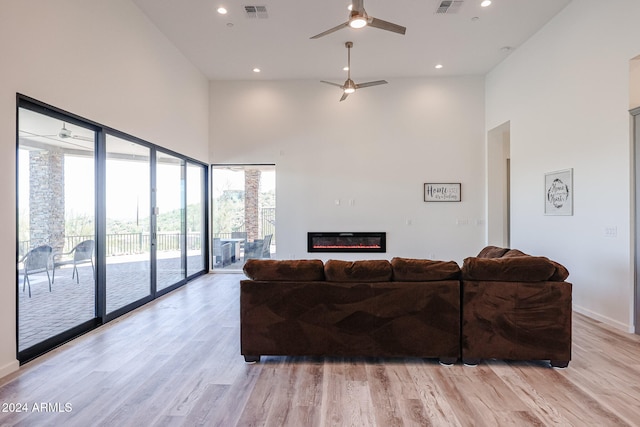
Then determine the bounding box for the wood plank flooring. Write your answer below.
[1,273,640,426]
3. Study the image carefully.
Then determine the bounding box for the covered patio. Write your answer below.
[18,253,200,351]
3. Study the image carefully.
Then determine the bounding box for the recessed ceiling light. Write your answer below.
[480,0,492,7]
[435,64,443,69]
[343,66,349,71]
[217,7,228,14]
[253,68,261,73]
[347,3,353,11]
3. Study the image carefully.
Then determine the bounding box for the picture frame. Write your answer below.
[544,168,573,215]
[424,183,461,202]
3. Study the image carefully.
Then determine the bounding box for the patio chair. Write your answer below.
[53,239,95,284]
[231,231,247,260]
[213,238,232,267]
[19,245,53,298]
[245,234,272,260]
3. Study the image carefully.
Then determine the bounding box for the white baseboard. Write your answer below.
[0,359,19,380]
[573,304,635,333]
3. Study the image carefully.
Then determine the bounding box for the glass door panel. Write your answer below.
[17,107,96,352]
[156,152,185,291]
[187,162,206,276]
[105,135,151,313]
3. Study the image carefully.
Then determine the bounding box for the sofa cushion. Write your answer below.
[243,259,325,281]
[324,259,392,282]
[477,246,510,258]
[461,256,556,282]
[390,257,460,281]
[549,260,570,281]
[502,249,528,258]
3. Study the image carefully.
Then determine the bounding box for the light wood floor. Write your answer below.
[1,273,640,426]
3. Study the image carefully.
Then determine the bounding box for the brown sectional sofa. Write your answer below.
[461,247,572,368]
[240,258,461,364]
[240,247,572,368]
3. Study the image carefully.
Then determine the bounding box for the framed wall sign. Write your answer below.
[544,168,573,215]
[424,183,461,202]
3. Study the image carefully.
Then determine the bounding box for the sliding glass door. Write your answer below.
[187,162,206,276]
[16,96,208,362]
[105,135,152,314]
[17,107,98,356]
[156,151,186,291]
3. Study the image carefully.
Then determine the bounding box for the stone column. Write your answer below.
[29,149,65,253]
[245,169,261,241]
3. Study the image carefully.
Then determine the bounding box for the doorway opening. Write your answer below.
[487,121,511,248]
[211,165,276,272]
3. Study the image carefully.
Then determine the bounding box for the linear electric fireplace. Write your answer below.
[307,232,386,253]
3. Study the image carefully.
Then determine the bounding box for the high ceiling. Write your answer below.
[131,0,572,81]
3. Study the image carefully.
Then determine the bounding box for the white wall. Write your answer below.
[486,0,640,331]
[632,56,640,110]
[0,0,209,377]
[210,77,486,264]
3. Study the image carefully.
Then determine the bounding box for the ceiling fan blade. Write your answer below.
[320,80,345,89]
[339,92,349,102]
[72,135,95,142]
[355,80,388,89]
[310,22,349,39]
[367,17,406,35]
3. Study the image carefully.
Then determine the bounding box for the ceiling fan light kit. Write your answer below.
[348,14,367,29]
[58,123,72,139]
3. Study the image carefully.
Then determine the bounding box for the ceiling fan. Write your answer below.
[57,123,94,142]
[321,41,387,102]
[310,0,406,39]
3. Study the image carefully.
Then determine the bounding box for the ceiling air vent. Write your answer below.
[244,5,268,19]
[436,0,464,14]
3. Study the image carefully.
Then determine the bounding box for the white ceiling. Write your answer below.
[131,0,572,82]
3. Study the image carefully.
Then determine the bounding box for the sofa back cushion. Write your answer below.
[549,260,570,281]
[461,256,557,282]
[243,259,325,281]
[477,246,510,258]
[501,249,527,258]
[390,257,460,281]
[324,259,392,282]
